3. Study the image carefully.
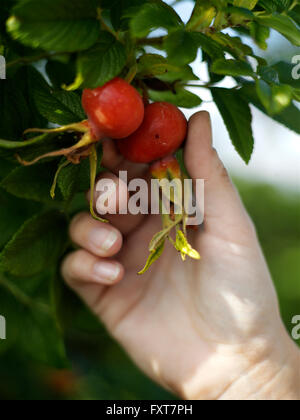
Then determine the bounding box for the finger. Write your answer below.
[69,212,123,257]
[93,172,129,215]
[62,249,124,313]
[90,171,148,235]
[102,138,148,180]
[184,111,255,239]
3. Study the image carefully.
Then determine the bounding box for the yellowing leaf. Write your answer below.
[175,230,201,261]
[233,0,258,10]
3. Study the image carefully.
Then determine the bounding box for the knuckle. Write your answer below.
[210,148,230,181]
[61,250,87,284]
[69,212,90,233]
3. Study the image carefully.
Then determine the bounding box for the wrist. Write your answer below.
[219,329,300,400]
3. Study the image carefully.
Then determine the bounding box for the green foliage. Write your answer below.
[1,162,64,202]
[149,86,202,108]
[0,0,299,400]
[30,67,86,124]
[211,58,255,77]
[164,29,200,66]
[256,13,300,46]
[7,0,101,52]
[211,88,254,163]
[74,32,127,89]
[130,2,182,37]
[0,211,68,277]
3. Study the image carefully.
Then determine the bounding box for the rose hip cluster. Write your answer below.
[82,77,187,163]
[19,77,197,273]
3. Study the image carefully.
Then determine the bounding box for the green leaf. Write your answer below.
[258,65,279,83]
[233,0,258,9]
[158,65,199,83]
[0,270,68,367]
[46,60,77,90]
[74,31,127,89]
[209,32,254,59]
[138,240,165,275]
[137,53,197,81]
[1,162,63,202]
[57,162,80,202]
[164,29,199,66]
[137,54,171,77]
[211,58,255,77]
[0,76,30,140]
[0,211,68,277]
[130,2,182,38]
[0,157,16,180]
[187,0,216,31]
[30,68,85,125]
[7,0,101,53]
[272,61,300,89]
[58,144,103,201]
[258,0,292,13]
[0,190,40,250]
[256,80,293,115]
[240,82,300,134]
[249,21,270,49]
[256,13,300,46]
[226,5,254,25]
[148,87,202,109]
[20,304,68,367]
[211,88,254,163]
[289,7,300,26]
[292,88,300,101]
[192,32,225,60]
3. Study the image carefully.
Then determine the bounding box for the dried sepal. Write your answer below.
[50,159,70,199]
[89,144,108,224]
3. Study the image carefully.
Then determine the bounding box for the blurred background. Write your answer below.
[0,0,299,400]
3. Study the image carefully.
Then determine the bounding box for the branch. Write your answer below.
[137,36,165,47]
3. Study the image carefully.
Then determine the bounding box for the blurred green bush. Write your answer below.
[0,179,299,400]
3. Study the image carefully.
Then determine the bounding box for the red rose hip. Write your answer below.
[118,102,187,163]
[82,78,144,140]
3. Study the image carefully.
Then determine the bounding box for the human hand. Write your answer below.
[62,112,299,400]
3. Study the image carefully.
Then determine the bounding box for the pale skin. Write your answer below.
[62,112,300,400]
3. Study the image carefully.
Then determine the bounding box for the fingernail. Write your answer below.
[89,228,119,253]
[93,262,120,284]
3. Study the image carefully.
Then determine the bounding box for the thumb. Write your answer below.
[184,111,255,241]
